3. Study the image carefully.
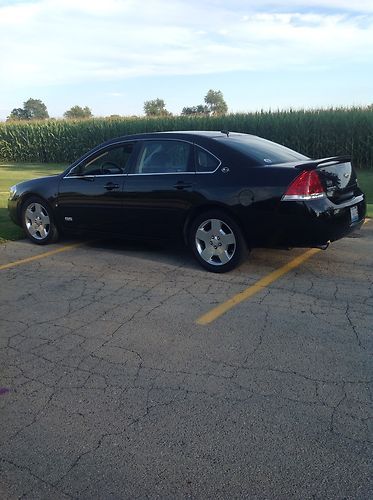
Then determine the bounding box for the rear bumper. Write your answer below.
[275,192,366,247]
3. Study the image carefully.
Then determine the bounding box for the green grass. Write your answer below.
[0,163,371,243]
[0,163,66,241]
[357,170,373,217]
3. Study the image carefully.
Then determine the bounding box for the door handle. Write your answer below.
[104,182,120,191]
[173,181,193,190]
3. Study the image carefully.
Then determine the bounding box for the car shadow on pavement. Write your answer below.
[81,236,201,271]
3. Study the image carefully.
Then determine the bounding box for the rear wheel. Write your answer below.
[189,211,247,272]
[21,197,59,245]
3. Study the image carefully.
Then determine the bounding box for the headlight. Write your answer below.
[9,185,18,200]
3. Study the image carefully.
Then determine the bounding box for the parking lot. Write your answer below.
[1,223,372,499]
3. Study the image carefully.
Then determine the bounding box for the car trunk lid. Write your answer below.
[294,156,358,203]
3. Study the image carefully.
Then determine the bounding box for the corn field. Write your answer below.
[0,107,372,168]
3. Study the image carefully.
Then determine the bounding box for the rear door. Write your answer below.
[121,139,197,239]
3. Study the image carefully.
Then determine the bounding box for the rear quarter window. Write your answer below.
[195,147,220,172]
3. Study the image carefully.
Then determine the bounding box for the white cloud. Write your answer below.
[0,0,372,90]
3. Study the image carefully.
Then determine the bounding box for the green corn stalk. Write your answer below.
[0,107,372,168]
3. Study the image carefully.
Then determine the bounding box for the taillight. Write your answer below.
[282,170,325,201]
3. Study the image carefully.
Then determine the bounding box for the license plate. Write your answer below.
[350,206,359,223]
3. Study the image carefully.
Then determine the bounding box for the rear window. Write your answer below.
[214,135,309,165]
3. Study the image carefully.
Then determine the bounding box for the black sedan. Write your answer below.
[8,131,366,272]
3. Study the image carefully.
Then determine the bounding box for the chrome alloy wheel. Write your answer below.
[195,218,236,266]
[24,202,51,240]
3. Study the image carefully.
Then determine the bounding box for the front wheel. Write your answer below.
[189,211,247,272]
[21,197,59,245]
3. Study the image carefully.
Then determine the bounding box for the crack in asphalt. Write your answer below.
[1,233,372,498]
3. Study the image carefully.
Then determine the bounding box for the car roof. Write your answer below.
[106,131,255,142]
[72,131,260,167]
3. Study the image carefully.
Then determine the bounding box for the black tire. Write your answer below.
[189,210,248,272]
[21,196,59,245]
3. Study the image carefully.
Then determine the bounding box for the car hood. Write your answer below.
[14,174,61,190]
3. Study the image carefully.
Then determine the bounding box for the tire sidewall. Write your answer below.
[21,196,58,245]
[189,210,247,272]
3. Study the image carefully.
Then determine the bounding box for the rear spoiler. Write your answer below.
[295,156,351,170]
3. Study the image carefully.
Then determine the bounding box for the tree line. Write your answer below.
[144,90,228,116]
[7,99,94,121]
[6,90,228,122]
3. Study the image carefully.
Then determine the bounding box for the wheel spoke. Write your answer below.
[196,228,211,245]
[28,225,37,236]
[40,213,50,225]
[33,204,43,217]
[221,233,235,246]
[25,208,35,221]
[38,226,48,239]
[200,246,215,262]
[218,251,231,264]
[211,219,222,234]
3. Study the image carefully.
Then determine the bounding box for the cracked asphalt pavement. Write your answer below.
[1,223,372,499]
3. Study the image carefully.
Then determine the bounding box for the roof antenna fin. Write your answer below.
[221,130,229,137]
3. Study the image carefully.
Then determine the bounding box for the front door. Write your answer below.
[57,142,137,233]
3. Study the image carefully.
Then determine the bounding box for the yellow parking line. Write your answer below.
[0,241,87,271]
[196,248,321,325]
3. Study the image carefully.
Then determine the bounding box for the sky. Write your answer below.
[0,0,372,120]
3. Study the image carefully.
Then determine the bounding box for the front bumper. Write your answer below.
[8,198,20,226]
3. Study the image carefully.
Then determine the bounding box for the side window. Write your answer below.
[135,140,191,174]
[78,143,135,176]
[195,147,220,172]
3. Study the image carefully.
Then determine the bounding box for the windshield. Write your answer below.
[214,135,309,165]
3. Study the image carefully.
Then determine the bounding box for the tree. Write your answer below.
[7,108,31,121]
[24,98,49,119]
[181,90,228,116]
[7,98,49,121]
[144,98,170,117]
[181,105,208,115]
[204,89,228,115]
[64,105,93,120]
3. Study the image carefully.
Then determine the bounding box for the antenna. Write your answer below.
[221,130,229,137]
